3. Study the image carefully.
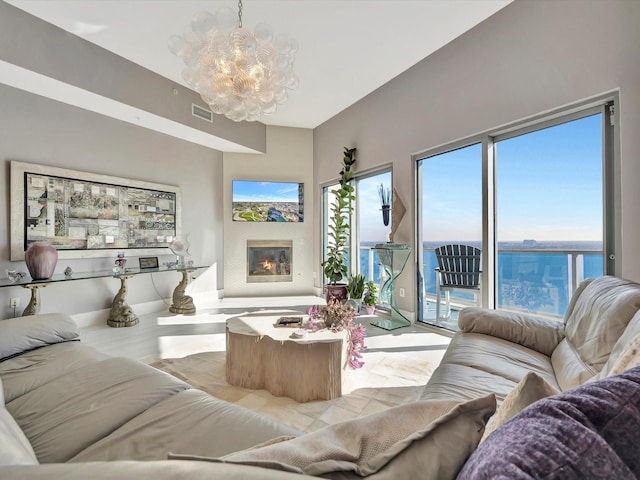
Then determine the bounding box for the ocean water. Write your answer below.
[359,245,603,318]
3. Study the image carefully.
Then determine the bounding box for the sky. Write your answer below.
[420,113,603,243]
[232,180,301,203]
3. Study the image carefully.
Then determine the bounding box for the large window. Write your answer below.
[416,98,616,330]
[322,168,392,292]
[495,114,603,316]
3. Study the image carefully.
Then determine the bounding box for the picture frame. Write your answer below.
[139,256,159,270]
[10,160,182,261]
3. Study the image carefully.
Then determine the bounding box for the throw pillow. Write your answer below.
[0,376,4,406]
[170,394,496,480]
[609,332,640,376]
[458,366,640,479]
[0,313,79,361]
[480,371,559,443]
[0,407,39,465]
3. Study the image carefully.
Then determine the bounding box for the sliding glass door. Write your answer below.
[416,100,614,330]
[417,144,482,329]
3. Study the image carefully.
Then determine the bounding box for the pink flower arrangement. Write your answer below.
[307,300,366,369]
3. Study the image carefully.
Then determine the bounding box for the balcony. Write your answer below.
[359,243,603,332]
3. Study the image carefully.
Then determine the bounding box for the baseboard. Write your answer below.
[73,289,224,328]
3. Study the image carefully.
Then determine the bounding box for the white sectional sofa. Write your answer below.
[2,275,640,479]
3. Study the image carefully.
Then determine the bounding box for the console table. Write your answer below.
[0,265,206,326]
[373,243,412,331]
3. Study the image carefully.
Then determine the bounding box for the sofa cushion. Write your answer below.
[0,313,79,361]
[438,333,559,388]
[69,389,300,462]
[0,342,109,403]
[557,276,640,382]
[421,362,519,403]
[480,371,559,443]
[6,357,189,463]
[0,407,38,466]
[458,366,640,479]
[421,331,559,404]
[0,373,4,406]
[458,308,565,356]
[172,395,496,480]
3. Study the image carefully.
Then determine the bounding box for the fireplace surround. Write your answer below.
[247,240,292,283]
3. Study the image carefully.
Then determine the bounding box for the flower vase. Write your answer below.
[381,204,390,226]
[362,305,375,315]
[24,242,58,280]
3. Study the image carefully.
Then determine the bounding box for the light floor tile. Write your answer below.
[80,296,449,433]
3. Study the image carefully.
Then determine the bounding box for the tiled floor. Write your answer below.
[80,295,451,432]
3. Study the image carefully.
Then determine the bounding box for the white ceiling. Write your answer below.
[5,0,512,129]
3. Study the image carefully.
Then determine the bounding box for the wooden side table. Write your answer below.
[226,313,347,402]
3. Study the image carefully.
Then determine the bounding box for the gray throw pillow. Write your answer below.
[171,394,496,479]
[458,366,640,479]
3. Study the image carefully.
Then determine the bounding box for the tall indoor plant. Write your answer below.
[322,146,356,302]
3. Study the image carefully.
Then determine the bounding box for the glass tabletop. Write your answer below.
[0,265,207,288]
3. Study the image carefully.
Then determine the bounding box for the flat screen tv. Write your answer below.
[232,180,304,222]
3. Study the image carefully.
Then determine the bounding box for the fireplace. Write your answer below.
[247,240,293,283]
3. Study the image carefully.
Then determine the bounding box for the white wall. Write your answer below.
[223,126,315,297]
[0,84,224,320]
[313,0,640,315]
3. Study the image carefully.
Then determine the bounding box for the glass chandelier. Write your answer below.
[169,0,298,122]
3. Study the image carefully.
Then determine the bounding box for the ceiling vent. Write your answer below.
[192,104,213,123]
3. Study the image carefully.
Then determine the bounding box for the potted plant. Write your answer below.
[347,273,366,310]
[322,146,356,302]
[362,280,378,315]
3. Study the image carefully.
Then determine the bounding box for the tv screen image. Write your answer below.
[232,180,304,222]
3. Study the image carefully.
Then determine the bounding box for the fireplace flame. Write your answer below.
[261,259,275,270]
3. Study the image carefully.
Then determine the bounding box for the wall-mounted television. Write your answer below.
[232,180,304,222]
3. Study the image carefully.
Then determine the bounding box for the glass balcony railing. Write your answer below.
[358,243,604,326]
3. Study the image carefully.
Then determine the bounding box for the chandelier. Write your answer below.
[169,0,298,122]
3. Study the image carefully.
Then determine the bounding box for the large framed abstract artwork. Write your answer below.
[10,160,181,261]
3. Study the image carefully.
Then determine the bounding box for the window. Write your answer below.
[415,97,617,330]
[322,168,392,295]
[356,171,392,284]
[495,113,603,316]
[417,144,482,329]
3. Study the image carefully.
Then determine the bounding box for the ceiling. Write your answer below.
[5,0,512,130]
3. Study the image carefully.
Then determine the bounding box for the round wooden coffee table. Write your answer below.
[226,311,348,402]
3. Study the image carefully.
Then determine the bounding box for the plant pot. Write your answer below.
[362,304,375,315]
[325,284,348,303]
[24,242,58,280]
